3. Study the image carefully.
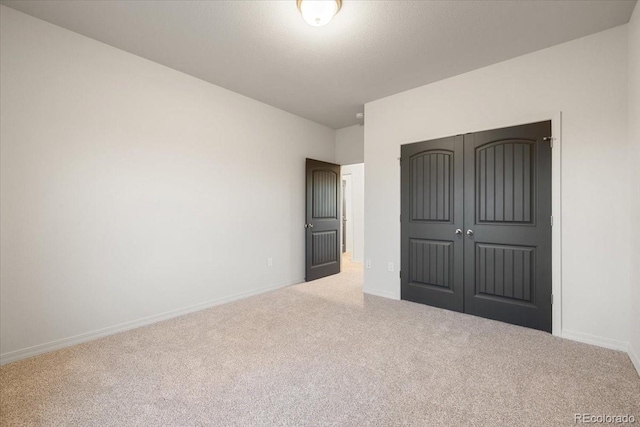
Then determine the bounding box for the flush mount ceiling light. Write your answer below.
[297,0,342,27]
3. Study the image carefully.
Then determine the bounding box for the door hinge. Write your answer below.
[398,156,402,165]
[550,216,554,226]
[551,294,554,305]
[399,270,402,279]
[543,136,555,148]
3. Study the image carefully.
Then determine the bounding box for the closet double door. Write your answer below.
[400,121,552,332]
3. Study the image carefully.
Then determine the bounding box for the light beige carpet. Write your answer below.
[1,255,639,426]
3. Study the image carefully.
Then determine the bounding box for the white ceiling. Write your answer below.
[1,0,636,129]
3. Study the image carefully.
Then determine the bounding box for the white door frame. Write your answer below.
[341,174,354,254]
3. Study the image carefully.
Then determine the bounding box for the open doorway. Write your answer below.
[341,163,364,264]
[342,176,351,254]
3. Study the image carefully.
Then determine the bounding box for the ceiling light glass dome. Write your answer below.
[297,0,342,27]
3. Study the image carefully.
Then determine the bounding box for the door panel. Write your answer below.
[477,141,534,223]
[312,231,338,265]
[475,243,534,301]
[408,239,453,289]
[312,170,337,218]
[401,136,464,311]
[410,151,453,222]
[306,159,341,281]
[464,121,552,332]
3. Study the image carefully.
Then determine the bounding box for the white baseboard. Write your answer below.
[5,283,638,378]
[628,342,640,377]
[560,329,629,352]
[363,287,400,300]
[0,277,304,366]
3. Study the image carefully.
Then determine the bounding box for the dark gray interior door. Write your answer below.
[306,159,341,281]
[400,121,552,332]
[401,135,464,311]
[463,121,552,332]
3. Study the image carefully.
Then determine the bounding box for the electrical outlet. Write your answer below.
[366,259,372,268]
[388,262,394,272]
[267,257,273,267]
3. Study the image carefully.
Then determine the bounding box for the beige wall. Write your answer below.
[0,6,335,362]
[364,25,631,349]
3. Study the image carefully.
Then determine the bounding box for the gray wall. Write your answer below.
[0,6,336,362]
[335,124,364,165]
[364,25,631,350]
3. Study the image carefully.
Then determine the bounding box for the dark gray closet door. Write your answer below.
[305,158,341,281]
[463,121,552,332]
[401,135,464,311]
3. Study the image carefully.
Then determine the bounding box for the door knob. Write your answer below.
[305,223,314,229]
[466,229,474,237]
[455,229,462,235]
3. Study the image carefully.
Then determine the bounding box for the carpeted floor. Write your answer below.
[1,254,639,426]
